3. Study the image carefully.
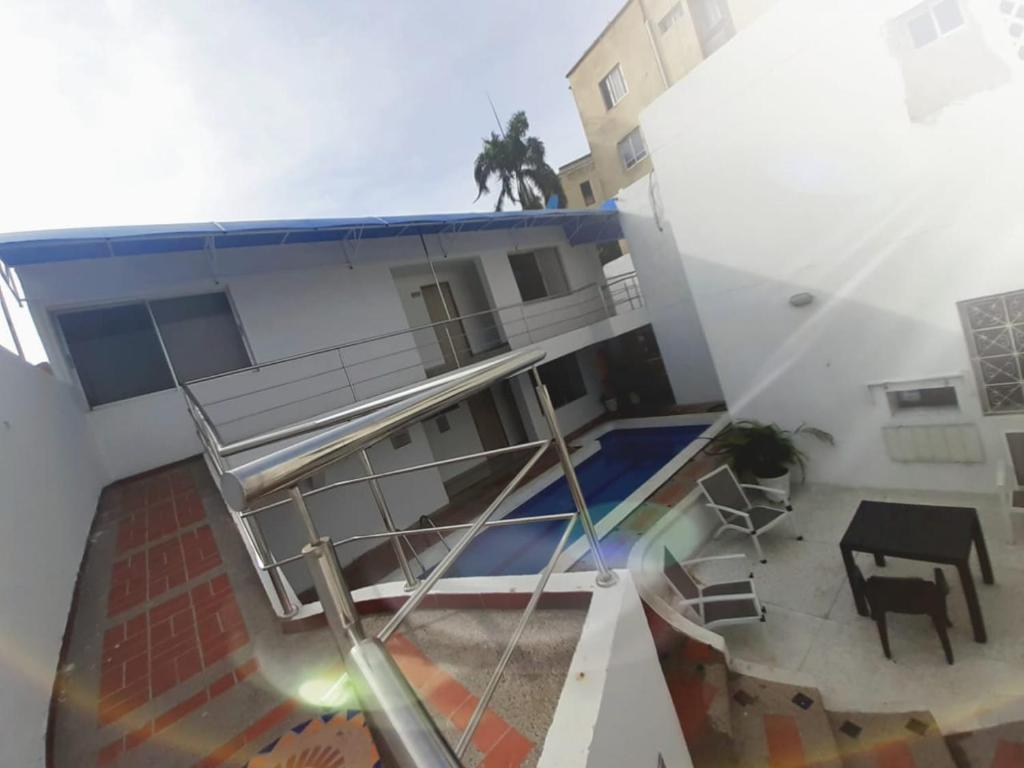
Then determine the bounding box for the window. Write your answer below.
[658,2,685,33]
[887,386,959,413]
[151,293,251,383]
[58,304,176,407]
[959,289,1024,414]
[599,65,628,110]
[539,353,587,408]
[390,429,412,449]
[56,291,251,407]
[580,180,596,206]
[906,0,965,48]
[617,127,648,170]
[508,247,569,302]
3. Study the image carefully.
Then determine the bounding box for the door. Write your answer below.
[688,0,735,57]
[421,282,472,371]
[468,389,509,453]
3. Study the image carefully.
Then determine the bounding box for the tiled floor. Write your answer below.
[689,483,1024,735]
[52,458,586,767]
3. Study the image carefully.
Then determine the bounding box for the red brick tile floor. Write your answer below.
[49,457,581,768]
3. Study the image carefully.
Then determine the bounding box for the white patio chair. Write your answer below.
[696,464,802,563]
[663,547,765,628]
[1001,432,1024,544]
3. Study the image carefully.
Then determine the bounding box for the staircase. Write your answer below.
[650,617,1024,768]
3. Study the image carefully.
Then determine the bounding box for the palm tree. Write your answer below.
[473,111,566,211]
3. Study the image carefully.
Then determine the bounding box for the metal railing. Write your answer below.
[417,515,451,552]
[216,348,616,766]
[183,272,644,450]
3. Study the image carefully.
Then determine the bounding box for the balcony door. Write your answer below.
[421,281,472,371]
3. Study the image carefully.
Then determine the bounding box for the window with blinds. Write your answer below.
[599,65,627,110]
[617,127,648,170]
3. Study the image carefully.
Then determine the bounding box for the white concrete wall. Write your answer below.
[617,186,724,405]
[422,402,486,483]
[539,571,691,768]
[391,259,501,364]
[0,349,107,767]
[635,0,1024,492]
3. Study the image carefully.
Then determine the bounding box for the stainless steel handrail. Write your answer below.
[221,349,546,507]
[184,273,643,451]
[247,511,576,573]
[217,345,618,766]
[209,351,540,458]
[417,515,452,552]
[187,272,638,387]
[241,440,548,518]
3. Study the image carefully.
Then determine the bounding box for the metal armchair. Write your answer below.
[696,465,802,563]
[663,548,765,628]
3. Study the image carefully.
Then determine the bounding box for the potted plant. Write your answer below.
[705,420,834,502]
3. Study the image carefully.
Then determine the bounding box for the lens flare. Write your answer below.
[298,672,355,709]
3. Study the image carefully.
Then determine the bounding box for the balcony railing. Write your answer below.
[211,349,617,767]
[182,272,643,451]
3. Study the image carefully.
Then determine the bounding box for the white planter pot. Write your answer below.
[754,470,791,503]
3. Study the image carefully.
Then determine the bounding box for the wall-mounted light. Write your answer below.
[789,292,814,308]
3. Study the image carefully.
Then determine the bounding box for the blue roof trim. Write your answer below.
[0,209,622,266]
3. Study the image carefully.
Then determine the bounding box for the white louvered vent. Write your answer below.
[882,424,985,463]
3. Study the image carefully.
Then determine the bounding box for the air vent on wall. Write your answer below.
[882,424,984,463]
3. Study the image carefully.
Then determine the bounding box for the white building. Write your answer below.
[620,0,1024,495]
[1,210,697,600]
[0,207,728,767]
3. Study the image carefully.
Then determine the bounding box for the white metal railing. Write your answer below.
[183,272,644,449]
[205,348,616,766]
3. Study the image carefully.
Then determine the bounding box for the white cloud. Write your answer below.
[0,0,626,359]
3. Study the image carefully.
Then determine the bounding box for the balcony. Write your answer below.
[184,272,646,454]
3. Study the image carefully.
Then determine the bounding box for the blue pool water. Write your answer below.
[447,424,707,577]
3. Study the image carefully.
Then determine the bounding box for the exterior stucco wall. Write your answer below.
[617,182,723,405]
[636,0,1024,492]
[0,349,107,766]
[559,155,606,210]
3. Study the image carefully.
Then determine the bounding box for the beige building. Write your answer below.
[560,0,777,207]
[558,153,607,209]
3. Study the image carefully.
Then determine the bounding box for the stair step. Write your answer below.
[826,710,955,768]
[946,720,1024,768]
[658,636,738,767]
[728,673,842,767]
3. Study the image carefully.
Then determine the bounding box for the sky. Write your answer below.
[0,0,625,233]
[0,0,626,361]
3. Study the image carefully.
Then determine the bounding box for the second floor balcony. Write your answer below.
[184,271,648,456]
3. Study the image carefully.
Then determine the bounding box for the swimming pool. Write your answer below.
[446,424,708,577]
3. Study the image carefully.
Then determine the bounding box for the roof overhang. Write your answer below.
[0,208,622,267]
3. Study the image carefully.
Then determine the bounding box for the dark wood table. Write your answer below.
[840,500,994,642]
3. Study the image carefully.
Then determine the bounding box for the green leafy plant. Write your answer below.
[473,111,566,211]
[704,420,834,479]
